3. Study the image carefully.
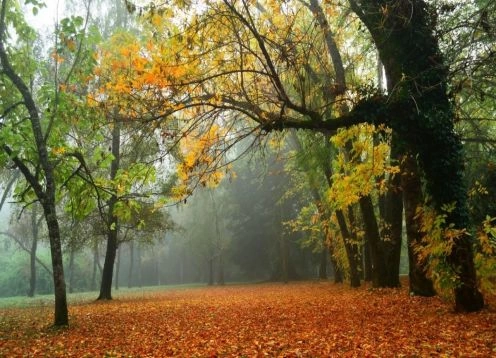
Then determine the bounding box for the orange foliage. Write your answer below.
[1,282,495,356]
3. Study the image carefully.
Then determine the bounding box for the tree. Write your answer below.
[117,0,484,311]
[0,0,69,325]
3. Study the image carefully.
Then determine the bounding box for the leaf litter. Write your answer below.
[1,282,495,357]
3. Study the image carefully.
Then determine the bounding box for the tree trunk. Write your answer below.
[217,250,225,285]
[42,200,69,326]
[350,0,483,311]
[98,122,121,300]
[115,245,121,291]
[99,228,118,299]
[138,245,143,288]
[359,195,387,287]
[402,153,435,296]
[363,239,372,282]
[330,254,343,284]
[28,205,39,297]
[91,241,101,291]
[318,246,328,280]
[335,209,361,287]
[208,258,214,286]
[68,248,75,294]
[382,136,404,287]
[280,235,289,284]
[128,242,134,288]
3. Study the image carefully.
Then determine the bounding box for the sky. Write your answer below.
[24,0,66,31]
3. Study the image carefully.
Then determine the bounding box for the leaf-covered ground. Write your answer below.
[1,282,495,357]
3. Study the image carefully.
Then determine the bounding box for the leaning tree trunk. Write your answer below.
[350,0,483,311]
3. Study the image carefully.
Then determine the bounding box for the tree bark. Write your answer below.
[319,247,328,280]
[42,200,69,325]
[128,241,134,288]
[28,206,39,297]
[335,209,361,287]
[98,122,121,300]
[68,248,75,294]
[382,136,404,287]
[330,254,343,284]
[208,258,214,286]
[401,153,435,296]
[359,195,387,287]
[363,239,372,282]
[115,245,121,290]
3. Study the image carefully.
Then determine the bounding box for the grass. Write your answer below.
[0,282,207,308]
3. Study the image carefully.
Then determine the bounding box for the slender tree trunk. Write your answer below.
[68,248,75,294]
[402,153,435,296]
[42,200,68,326]
[280,235,289,284]
[128,242,134,288]
[382,136,404,287]
[329,254,343,284]
[208,258,214,286]
[91,241,101,291]
[217,250,225,285]
[156,251,161,286]
[114,245,120,291]
[99,228,118,299]
[138,245,143,288]
[319,246,328,280]
[359,195,387,287]
[335,209,361,287]
[363,239,372,282]
[28,205,39,297]
[98,122,121,300]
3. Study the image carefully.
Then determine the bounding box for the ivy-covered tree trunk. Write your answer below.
[350,0,484,311]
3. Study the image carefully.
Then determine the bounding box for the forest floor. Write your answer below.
[0,281,495,357]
